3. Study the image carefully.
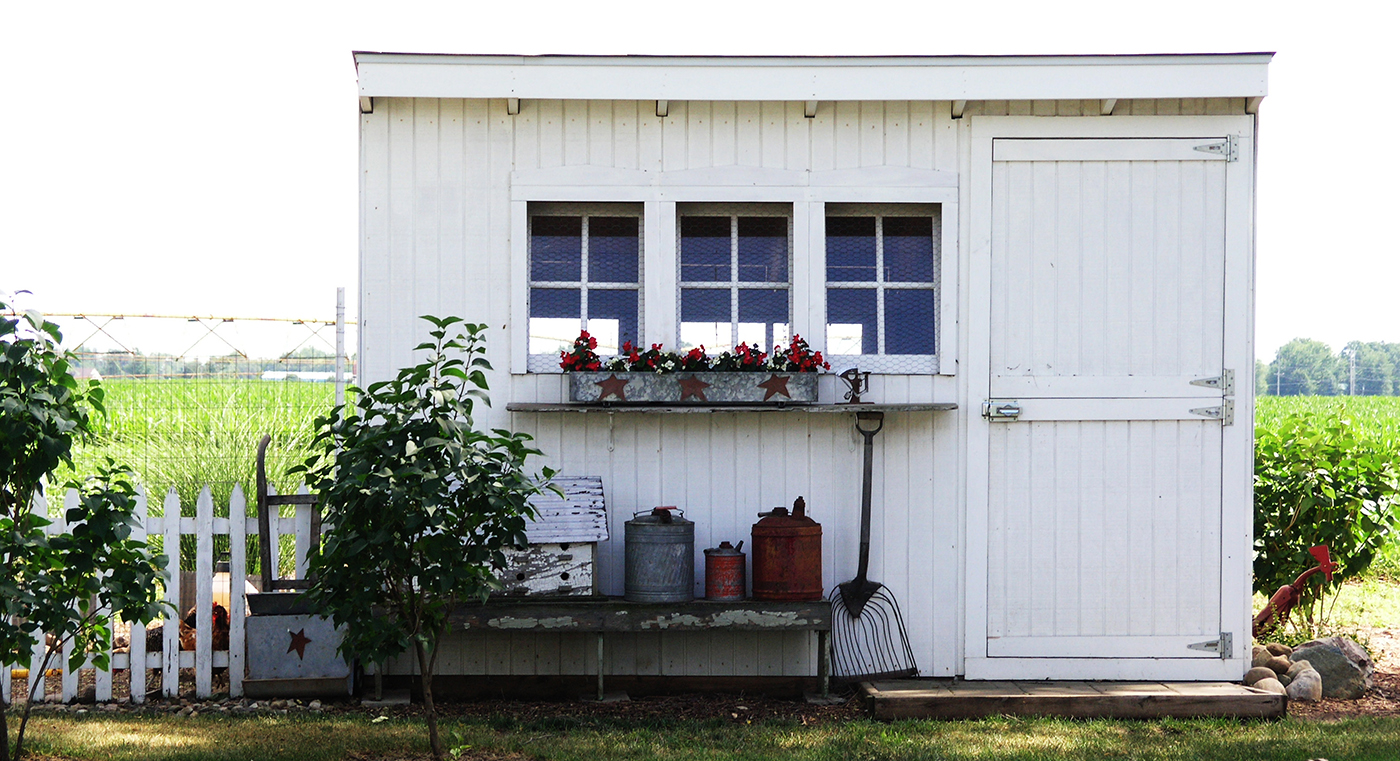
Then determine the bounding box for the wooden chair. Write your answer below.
[255,433,321,593]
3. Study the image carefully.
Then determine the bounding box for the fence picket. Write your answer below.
[59,491,79,703]
[162,489,181,698]
[194,487,214,697]
[268,484,282,581]
[295,485,313,579]
[129,486,149,704]
[229,485,247,698]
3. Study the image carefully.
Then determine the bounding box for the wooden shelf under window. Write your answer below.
[504,402,957,413]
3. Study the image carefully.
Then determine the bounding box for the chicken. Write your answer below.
[178,602,231,651]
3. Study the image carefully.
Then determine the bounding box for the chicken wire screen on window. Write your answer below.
[678,206,792,353]
[826,204,940,374]
[528,204,643,371]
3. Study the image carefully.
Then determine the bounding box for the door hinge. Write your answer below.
[1189,398,1234,425]
[1190,369,1235,395]
[982,400,1022,421]
[1187,632,1233,659]
[1194,136,1238,162]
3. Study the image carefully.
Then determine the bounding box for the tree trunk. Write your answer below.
[414,640,442,760]
[3,696,11,761]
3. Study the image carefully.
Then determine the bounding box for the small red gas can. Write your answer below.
[704,541,746,601]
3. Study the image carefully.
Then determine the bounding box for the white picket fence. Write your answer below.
[1,484,317,704]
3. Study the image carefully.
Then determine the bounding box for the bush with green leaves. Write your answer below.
[1,296,167,761]
[1254,412,1400,632]
[295,316,554,761]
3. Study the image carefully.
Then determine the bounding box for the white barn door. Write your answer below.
[966,118,1255,681]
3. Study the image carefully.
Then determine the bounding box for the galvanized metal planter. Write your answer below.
[568,371,818,405]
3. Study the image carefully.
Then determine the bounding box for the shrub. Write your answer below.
[1254,412,1400,629]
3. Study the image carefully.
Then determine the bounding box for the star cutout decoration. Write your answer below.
[594,373,629,402]
[287,628,312,660]
[756,374,793,401]
[678,374,711,402]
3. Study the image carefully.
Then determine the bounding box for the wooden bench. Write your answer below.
[449,598,833,700]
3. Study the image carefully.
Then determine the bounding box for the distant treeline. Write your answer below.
[1259,339,1400,396]
[74,347,351,379]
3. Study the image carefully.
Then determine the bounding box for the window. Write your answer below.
[678,204,792,352]
[825,204,940,372]
[527,203,643,370]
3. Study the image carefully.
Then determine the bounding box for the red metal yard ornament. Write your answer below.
[1251,545,1336,638]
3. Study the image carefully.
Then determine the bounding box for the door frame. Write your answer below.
[963,115,1256,681]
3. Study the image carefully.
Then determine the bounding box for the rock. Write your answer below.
[1287,659,1313,679]
[1244,667,1276,686]
[1292,637,1374,699]
[1279,673,1293,687]
[1252,647,1272,668]
[78,685,97,703]
[309,700,322,710]
[1287,668,1324,702]
[177,706,193,717]
[1265,655,1292,675]
[1254,677,1286,695]
[1266,642,1293,657]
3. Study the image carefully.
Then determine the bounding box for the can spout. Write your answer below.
[793,496,806,518]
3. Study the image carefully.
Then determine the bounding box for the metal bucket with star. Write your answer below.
[568,371,818,405]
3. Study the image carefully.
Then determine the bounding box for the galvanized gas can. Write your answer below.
[624,507,695,603]
[751,497,823,601]
[704,541,746,601]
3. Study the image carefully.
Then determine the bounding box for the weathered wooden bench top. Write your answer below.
[451,598,832,633]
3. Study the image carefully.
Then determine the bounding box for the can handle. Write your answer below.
[635,506,683,522]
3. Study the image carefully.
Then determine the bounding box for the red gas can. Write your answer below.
[704,541,746,601]
[750,497,823,601]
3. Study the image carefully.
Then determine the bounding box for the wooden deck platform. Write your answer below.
[861,680,1285,720]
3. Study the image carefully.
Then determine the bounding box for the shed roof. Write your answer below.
[353,52,1270,102]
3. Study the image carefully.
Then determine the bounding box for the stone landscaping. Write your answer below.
[1248,636,1375,702]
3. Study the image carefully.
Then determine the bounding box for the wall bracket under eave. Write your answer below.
[1246,96,1262,114]
[1100,99,1116,116]
[656,100,669,118]
[359,96,374,114]
[804,101,818,118]
[951,100,967,119]
[507,98,520,115]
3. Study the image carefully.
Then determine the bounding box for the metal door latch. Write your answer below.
[1188,632,1233,659]
[982,400,1022,421]
[1190,399,1234,426]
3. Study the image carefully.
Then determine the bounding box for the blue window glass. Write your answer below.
[588,217,639,283]
[738,289,789,349]
[588,289,639,351]
[884,217,934,283]
[680,217,731,282]
[531,216,582,281]
[681,288,730,323]
[737,217,787,282]
[826,217,876,282]
[827,288,878,355]
[530,287,580,318]
[885,289,936,355]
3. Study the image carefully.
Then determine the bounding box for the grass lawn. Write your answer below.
[10,713,1400,761]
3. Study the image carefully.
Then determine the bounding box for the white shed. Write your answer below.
[354,52,1268,688]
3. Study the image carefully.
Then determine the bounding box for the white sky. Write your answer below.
[3,0,1395,361]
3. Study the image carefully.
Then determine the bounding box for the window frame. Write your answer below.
[676,202,794,352]
[824,203,941,374]
[508,166,960,389]
[525,202,645,373]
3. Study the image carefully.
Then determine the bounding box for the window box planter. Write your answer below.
[568,371,819,405]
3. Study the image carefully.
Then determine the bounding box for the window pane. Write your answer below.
[738,288,789,350]
[529,287,581,355]
[588,217,640,283]
[827,288,877,355]
[680,216,731,282]
[884,217,935,283]
[588,289,638,355]
[826,217,876,282]
[531,216,582,281]
[886,289,936,355]
[737,217,788,282]
[680,288,731,350]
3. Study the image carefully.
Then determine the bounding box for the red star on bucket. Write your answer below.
[756,374,792,401]
[287,628,312,660]
[678,375,711,402]
[594,374,629,401]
